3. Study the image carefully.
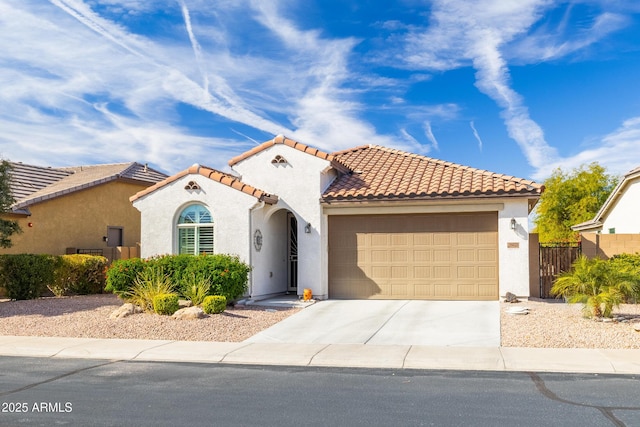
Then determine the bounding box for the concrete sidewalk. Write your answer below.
[1,335,639,374]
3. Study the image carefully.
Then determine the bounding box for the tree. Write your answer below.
[0,159,21,248]
[534,163,617,243]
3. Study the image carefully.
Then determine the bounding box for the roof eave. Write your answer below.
[572,221,603,232]
[321,191,542,205]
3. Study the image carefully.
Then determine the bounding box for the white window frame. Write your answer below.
[177,204,214,255]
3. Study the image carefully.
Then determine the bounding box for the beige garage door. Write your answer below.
[328,213,498,300]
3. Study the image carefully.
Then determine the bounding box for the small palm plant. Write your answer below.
[125,267,176,312]
[551,255,640,318]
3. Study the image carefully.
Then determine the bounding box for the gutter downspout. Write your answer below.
[248,201,266,298]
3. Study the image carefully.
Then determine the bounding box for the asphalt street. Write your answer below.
[0,357,639,427]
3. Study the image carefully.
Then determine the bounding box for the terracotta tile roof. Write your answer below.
[322,145,543,202]
[228,135,350,172]
[10,162,167,211]
[130,164,279,205]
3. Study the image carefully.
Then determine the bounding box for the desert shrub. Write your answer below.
[152,293,180,315]
[105,254,250,302]
[0,254,60,300]
[551,255,640,318]
[105,258,146,296]
[182,254,250,302]
[609,253,640,276]
[181,273,212,306]
[608,254,640,303]
[125,267,176,312]
[148,254,194,285]
[49,254,108,296]
[202,295,226,314]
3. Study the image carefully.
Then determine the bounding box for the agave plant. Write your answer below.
[551,255,640,318]
[125,267,176,312]
[181,273,212,306]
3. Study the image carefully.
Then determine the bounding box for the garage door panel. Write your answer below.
[414,250,432,262]
[478,266,497,279]
[371,250,389,262]
[433,266,452,279]
[414,266,431,278]
[457,249,476,262]
[391,266,408,278]
[414,284,434,297]
[433,250,450,261]
[371,266,390,279]
[414,234,433,246]
[328,213,498,300]
[457,266,476,279]
[478,249,497,262]
[434,284,453,297]
[391,250,408,262]
[457,284,476,297]
[433,234,452,245]
[371,234,389,246]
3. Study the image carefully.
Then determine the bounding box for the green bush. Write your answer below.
[0,254,60,300]
[49,254,108,296]
[152,293,180,315]
[202,295,226,314]
[105,258,146,296]
[183,254,250,302]
[105,254,250,303]
[125,267,176,312]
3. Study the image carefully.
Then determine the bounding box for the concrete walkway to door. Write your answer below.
[245,300,500,347]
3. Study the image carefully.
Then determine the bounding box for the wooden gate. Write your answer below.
[539,243,581,298]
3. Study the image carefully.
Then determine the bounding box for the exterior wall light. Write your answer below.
[510,218,517,230]
[304,223,311,233]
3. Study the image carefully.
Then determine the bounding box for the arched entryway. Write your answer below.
[261,208,299,295]
[287,212,298,293]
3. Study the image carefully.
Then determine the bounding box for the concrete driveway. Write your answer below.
[245,300,500,347]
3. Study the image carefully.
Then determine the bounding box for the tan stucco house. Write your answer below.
[2,162,167,260]
[132,136,543,301]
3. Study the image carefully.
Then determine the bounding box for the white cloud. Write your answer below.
[532,116,640,180]
[423,121,439,151]
[469,121,483,151]
[394,0,633,179]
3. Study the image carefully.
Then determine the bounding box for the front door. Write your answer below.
[106,226,123,247]
[287,212,298,293]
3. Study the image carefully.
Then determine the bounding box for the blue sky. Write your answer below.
[1,0,640,181]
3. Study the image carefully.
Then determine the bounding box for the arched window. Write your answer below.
[177,204,214,255]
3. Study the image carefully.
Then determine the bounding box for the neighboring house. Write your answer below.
[132,135,542,301]
[2,162,167,260]
[573,166,640,258]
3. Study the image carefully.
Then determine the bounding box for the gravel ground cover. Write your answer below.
[1,294,639,347]
[0,294,299,342]
[500,300,640,349]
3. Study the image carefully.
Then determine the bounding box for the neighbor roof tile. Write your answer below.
[10,162,167,211]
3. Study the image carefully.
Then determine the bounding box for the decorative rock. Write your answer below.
[172,306,207,320]
[633,323,640,332]
[178,299,193,308]
[602,318,614,323]
[504,292,520,303]
[109,303,143,319]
